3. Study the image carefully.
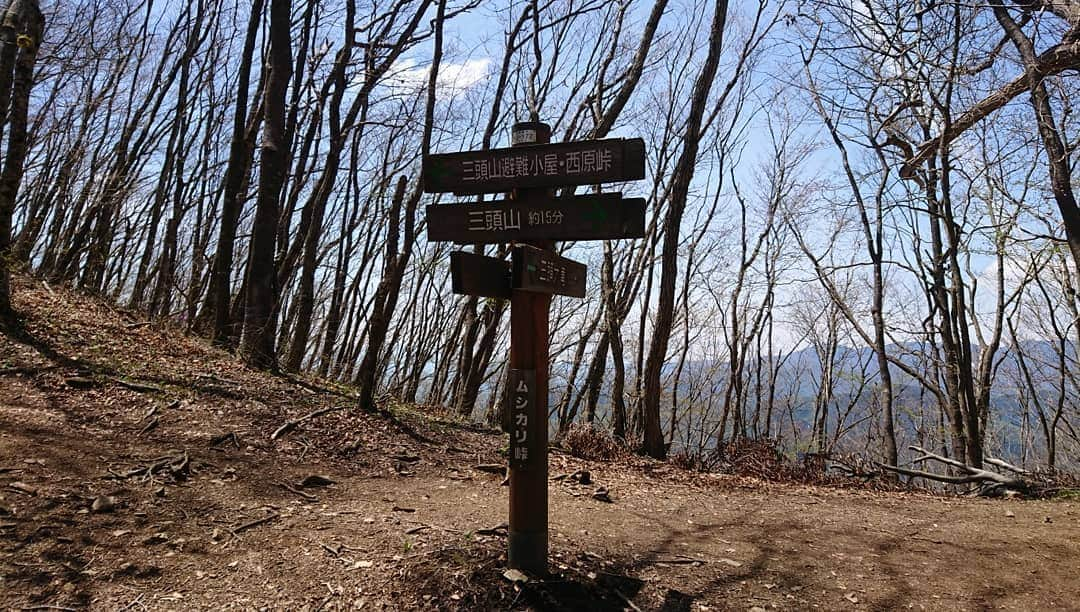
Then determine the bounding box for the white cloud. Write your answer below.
[388,57,491,94]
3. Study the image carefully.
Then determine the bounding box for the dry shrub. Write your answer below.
[670,449,711,472]
[713,437,830,483]
[716,437,788,478]
[561,423,627,462]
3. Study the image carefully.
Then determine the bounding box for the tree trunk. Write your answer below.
[640,0,729,459]
[0,0,42,319]
[202,0,264,346]
[240,0,291,370]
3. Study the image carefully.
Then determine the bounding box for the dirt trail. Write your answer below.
[1,278,1078,611]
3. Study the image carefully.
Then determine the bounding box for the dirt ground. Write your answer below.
[1,277,1078,611]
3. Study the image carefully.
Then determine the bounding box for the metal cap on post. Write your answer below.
[510,121,551,146]
[507,121,551,575]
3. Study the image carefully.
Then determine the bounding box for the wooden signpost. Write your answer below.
[424,122,645,574]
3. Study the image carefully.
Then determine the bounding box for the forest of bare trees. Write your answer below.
[0,0,1077,474]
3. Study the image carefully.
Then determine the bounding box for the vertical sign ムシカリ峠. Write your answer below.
[508,369,537,471]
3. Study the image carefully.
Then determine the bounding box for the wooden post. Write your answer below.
[507,121,552,574]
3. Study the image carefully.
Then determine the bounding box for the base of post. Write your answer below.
[508,529,547,574]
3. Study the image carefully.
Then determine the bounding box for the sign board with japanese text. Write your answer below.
[450,251,511,299]
[425,194,645,244]
[425,123,648,574]
[423,138,646,195]
[512,245,586,298]
[508,369,538,471]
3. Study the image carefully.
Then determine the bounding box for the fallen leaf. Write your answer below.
[92,495,118,513]
[143,532,169,545]
[845,592,859,604]
[349,560,374,570]
[503,569,529,583]
[8,482,37,496]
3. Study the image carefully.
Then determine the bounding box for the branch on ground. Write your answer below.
[877,446,1032,497]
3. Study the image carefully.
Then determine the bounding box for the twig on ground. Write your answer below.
[277,482,318,501]
[209,431,240,448]
[656,555,707,565]
[474,464,505,474]
[612,588,643,612]
[0,365,60,376]
[475,523,508,537]
[374,407,436,444]
[138,417,159,436]
[272,405,346,440]
[233,511,280,534]
[112,377,163,393]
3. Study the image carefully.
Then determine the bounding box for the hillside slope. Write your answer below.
[1,276,1077,611]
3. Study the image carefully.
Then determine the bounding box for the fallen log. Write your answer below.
[877,446,1032,496]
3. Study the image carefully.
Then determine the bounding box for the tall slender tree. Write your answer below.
[0,0,43,320]
[640,0,730,459]
[240,0,292,369]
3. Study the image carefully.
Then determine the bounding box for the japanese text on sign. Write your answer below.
[465,208,567,232]
[527,209,564,226]
[536,260,567,286]
[508,369,536,470]
[461,148,613,184]
[468,208,522,232]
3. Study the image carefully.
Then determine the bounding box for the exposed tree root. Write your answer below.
[271,405,346,440]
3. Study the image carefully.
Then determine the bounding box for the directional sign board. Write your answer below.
[426,194,645,243]
[512,245,586,298]
[450,251,510,299]
[423,138,646,194]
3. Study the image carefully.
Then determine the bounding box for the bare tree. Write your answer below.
[240,0,292,369]
[0,0,43,320]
